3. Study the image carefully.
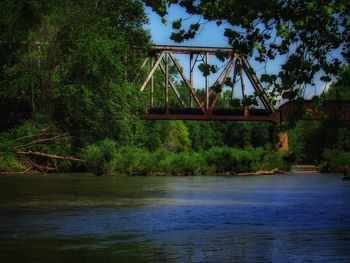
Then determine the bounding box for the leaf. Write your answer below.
[282,91,298,100]
[161,17,167,25]
[320,75,332,82]
[215,51,229,62]
[189,23,200,31]
[198,63,211,77]
[229,98,241,108]
[211,83,222,93]
[172,19,182,30]
[170,30,185,43]
[225,77,234,87]
[210,65,217,74]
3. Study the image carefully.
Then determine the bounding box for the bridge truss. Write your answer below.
[137,45,350,124]
[138,45,279,123]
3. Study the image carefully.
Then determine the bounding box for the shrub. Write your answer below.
[0,152,25,172]
[158,152,207,175]
[321,149,350,172]
[260,149,285,170]
[79,144,286,176]
[115,147,156,175]
[80,139,117,176]
[204,146,284,174]
[205,146,237,173]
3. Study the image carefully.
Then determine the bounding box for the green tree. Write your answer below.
[0,0,150,144]
[164,121,191,152]
[323,66,350,100]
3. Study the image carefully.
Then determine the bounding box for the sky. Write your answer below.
[143,5,328,103]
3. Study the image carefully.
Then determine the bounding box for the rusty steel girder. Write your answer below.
[279,100,350,122]
[137,45,278,122]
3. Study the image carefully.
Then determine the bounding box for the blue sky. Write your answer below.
[143,6,328,101]
[144,6,228,47]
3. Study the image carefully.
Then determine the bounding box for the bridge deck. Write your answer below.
[140,101,350,123]
[140,108,280,123]
[279,100,350,121]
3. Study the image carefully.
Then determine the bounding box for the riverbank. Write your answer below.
[1,142,286,176]
[1,130,348,177]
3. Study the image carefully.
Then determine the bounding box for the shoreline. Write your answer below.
[0,168,320,177]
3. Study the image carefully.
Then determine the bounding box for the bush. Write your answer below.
[80,139,117,176]
[158,151,213,175]
[115,147,156,175]
[0,152,25,172]
[0,122,74,172]
[79,143,286,176]
[321,149,350,172]
[204,146,284,174]
[260,150,285,170]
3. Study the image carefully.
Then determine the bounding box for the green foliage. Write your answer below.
[242,95,258,107]
[321,149,350,172]
[198,63,217,77]
[204,146,284,173]
[80,139,117,176]
[229,98,242,108]
[172,19,182,29]
[0,127,24,171]
[0,0,150,143]
[0,152,24,172]
[289,120,350,164]
[322,66,350,100]
[114,146,157,175]
[2,0,349,176]
[80,145,284,176]
[158,151,215,175]
[0,122,73,172]
[164,121,191,152]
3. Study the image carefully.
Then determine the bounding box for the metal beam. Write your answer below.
[205,52,209,110]
[231,59,238,100]
[140,52,164,92]
[158,61,186,108]
[240,56,275,114]
[168,52,206,113]
[190,54,193,108]
[140,112,280,123]
[164,53,169,112]
[150,45,237,55]
[209,57,235,112]
[240,60,249,117]
[199,59,233,109]
[150,57,154,108]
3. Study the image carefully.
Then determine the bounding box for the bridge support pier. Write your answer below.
[277,131,289,152]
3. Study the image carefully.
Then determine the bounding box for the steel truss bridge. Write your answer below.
[136,45,350,124]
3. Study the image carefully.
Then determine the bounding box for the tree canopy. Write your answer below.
[143,0,350,99]
[0,0,150,140]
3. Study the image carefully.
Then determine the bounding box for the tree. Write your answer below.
[323,66,350,100]
[289,67,350,164]
[143,0,350,100]
[0,0,150,143]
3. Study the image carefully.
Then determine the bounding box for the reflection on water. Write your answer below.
[0,173,349,262]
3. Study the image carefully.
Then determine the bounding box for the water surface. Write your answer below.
[0,173,349,262]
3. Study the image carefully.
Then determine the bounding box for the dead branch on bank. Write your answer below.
[14,148,85,162]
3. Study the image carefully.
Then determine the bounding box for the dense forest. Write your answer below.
[0,0,349,175]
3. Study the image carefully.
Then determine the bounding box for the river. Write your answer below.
[0,173,349,262]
